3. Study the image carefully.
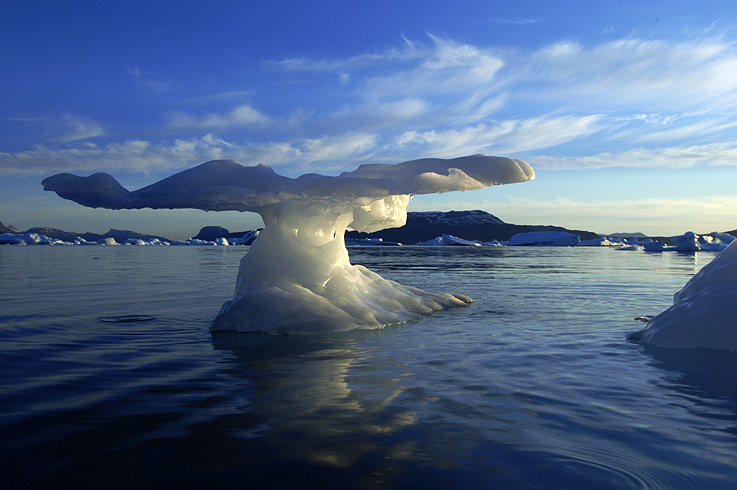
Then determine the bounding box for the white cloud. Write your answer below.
[166,104,269,130]
[532,142,737,170]
[522,37,737,110]
[495,18,541,25]
[361,35,504,100]
[52,114,106,142]
[9,31,737,182]
[128,66,173,93]
[394,114,603,157]
[7,113,105,142]
[630,118,737,144]
[266,32,737,156]
[0,132,379,177]
[271,35,505,111]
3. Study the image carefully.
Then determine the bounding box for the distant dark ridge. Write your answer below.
[346,210,600,244]
[193,225,255,241]
[194,226,231,241]
[0,220,21,234]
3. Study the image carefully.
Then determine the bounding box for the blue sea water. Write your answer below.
[1,245,736,489]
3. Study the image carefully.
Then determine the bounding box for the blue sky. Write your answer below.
[2,0,736,239]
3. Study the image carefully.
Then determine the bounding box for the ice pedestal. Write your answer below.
[212,198,471,332]
[43,154,534,333]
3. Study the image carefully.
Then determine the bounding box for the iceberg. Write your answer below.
[417,234,482,246]
[629,240,737,350]
[670,231,733,252]
[43,154,534,332]
[0,232,67,245]
[672,231,701,252]
[233,229,261,245]
[578,237,625,247]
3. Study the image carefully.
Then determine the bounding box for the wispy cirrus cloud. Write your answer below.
[520,37,737,110]
[7,113,105,142]
[10,121,736,179]
[9,30,737,178]
[532,141,737,170]
[0,132,379,176]
[128,66,173,93]
[165,104,270,131]
[394,114,604,157]
[495,17,541,25]
[265,32,737,157]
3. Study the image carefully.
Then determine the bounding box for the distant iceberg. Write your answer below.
[44,155,535,332]
[629,240,737,351]
[0,232,66,245]
[670,231,733,252]
[578,237,625,247]
[418,234,481,246]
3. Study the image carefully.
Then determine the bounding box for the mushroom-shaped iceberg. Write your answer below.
[43,154,534,333]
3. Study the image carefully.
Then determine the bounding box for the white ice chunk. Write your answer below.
[0,232,64,245]
[711,232,736,245]
[232,230,261,245]
[631,240,737,350]
[672,231,702,252]
[579,237,625,247]
[670,231,732,252]
[417,234,481,246]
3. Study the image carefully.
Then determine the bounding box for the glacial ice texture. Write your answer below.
[43,154,534,332]
[632,240,737,350]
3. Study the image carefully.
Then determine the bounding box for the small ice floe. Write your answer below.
[417,234,481,246]
[98,237,120,246]
[615,244,643,251]
[643,241,669,252]
[123,238,170,246]
[345,237,401,247]
[482,239,505,247]
[578,237,625,247]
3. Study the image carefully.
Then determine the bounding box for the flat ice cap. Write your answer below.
[43,154,534,212]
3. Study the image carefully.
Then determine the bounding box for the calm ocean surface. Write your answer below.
[1,245,736,489]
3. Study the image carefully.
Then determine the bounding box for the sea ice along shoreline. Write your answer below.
[43,154,534,332]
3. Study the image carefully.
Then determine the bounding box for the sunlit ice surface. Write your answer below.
[43,155,534,332]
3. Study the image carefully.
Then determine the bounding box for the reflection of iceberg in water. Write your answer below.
[211,332,420,470]
[43,154,534,332]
